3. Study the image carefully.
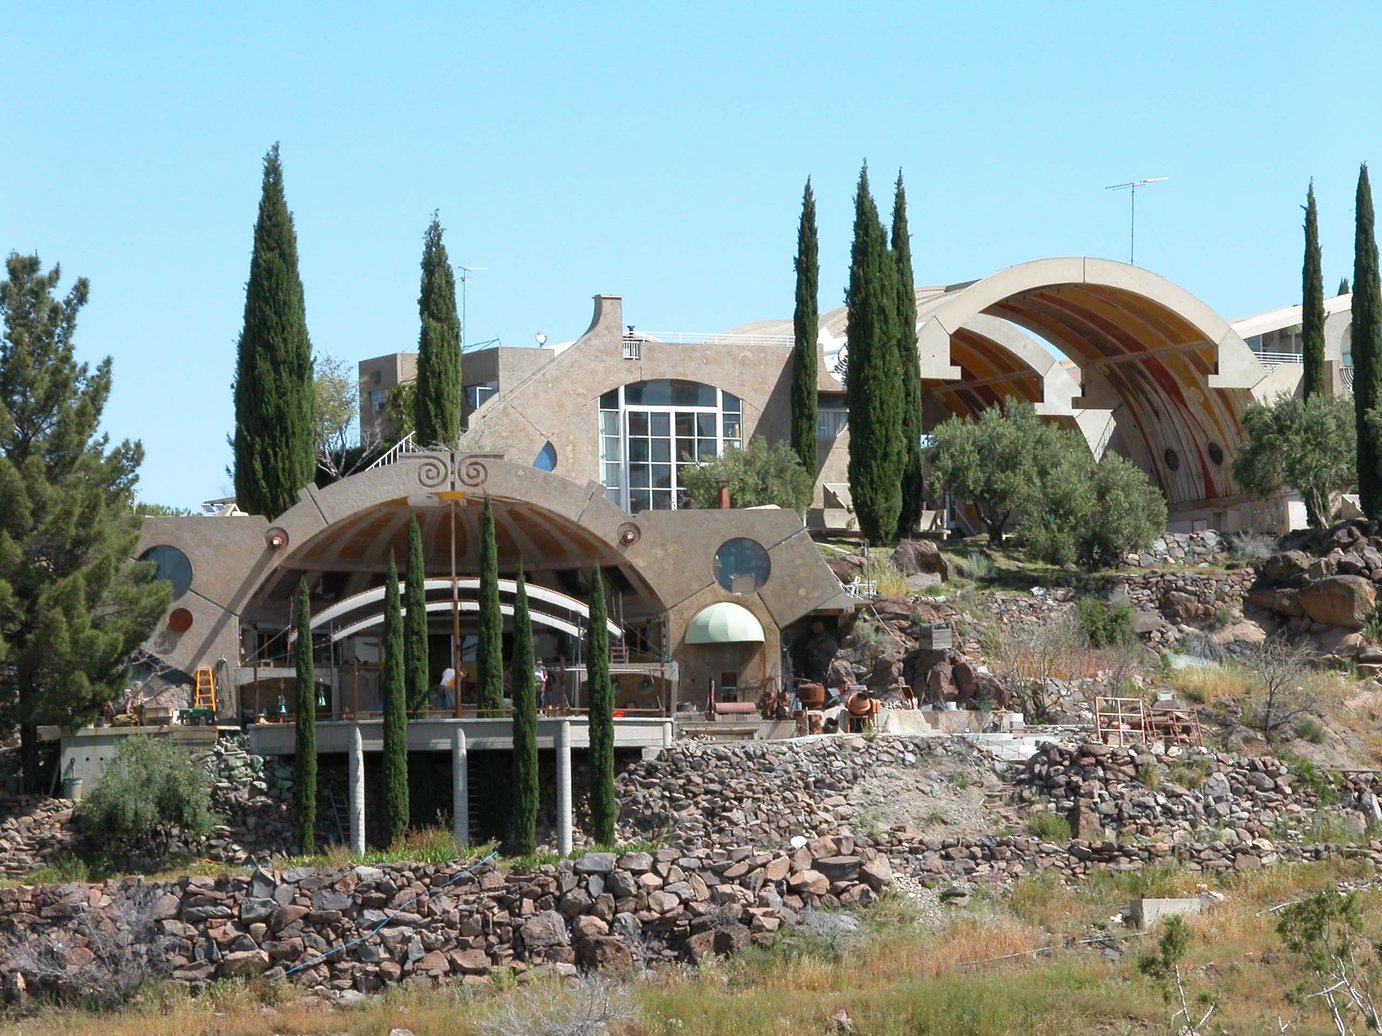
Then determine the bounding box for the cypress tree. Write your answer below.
[1341,277,1352,296]
[586,566,616,845]
[414,214,462,448]
[1354,164,1382,518]
[790,178,820,473]
[476,495,504,716]
[381,554,409,846]
[892,171,925,537]
[232,143,315,517]
[1,253,170,790]
[404,513,429,714]
[1302,182,1327,399]
[845,163,905,544]
[293,578,317,854]
[509,566,538,856]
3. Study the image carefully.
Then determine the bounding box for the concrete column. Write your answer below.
[556,720,573,856]
[452,727,469,849]
[348,724,366,856]
[662,721,674,749]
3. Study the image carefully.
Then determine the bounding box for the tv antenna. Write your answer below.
[457,264,486,349]
[1105,177,1167,265]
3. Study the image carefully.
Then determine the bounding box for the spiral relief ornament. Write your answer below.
[457,456,489,487]
[416,455,450,489]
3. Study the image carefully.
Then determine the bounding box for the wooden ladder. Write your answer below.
[193,666,217,712]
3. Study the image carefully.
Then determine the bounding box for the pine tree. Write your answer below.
[508,566,538,856]
[790,178,820,474]
[586,566,616,845]
[293,578,317,854]
[232,143,315,517]
[404,513,429,714]
[892,170,925,537]
[476,495,504,716]
[1354,164,1382,518]
[0,253,170,790]
[845,163,905,544]
[381,554,409,846]
[414,214,462,448]
[1302,182,1327,399]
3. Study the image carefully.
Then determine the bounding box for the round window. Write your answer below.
[1207,442,1224,466]
[1163,448,1181,473]
[713,538,771,595]
[139,545,193,600]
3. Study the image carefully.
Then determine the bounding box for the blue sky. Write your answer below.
[5,2,1381,508]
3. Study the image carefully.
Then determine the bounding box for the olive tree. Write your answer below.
[1234,393,1356,529]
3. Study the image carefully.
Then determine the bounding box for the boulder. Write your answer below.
[1259,551,1313,588]
[891,540,948,581]
[520,910,570,950]
[1247,587,1304,618]
[577,935,636,971]
[1297,575,1376,630]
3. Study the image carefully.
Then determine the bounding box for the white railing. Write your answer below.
[1251,350,1304,368]
[625,330,796,348]
[1343,366,1355,391]
[367,431,419,470]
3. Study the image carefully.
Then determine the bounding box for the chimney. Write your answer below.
[716,479,730,510]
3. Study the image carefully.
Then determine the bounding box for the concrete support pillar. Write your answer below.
[556,720,573,857]
[662,721,674,749]
[348,724,366,856]
[452,727,469,849]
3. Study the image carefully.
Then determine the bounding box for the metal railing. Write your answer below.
[366,431,419,470]
[624,330,796,348]
[1251,350,1304,368]
[1343,366,1356,391]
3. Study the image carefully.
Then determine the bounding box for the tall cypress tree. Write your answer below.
[293,578,317,854]
[586,566,616,845]
[404,513,429,714]
[1354,164,1382,518]
[845,163,904,544]
[1341,277,1352,296]
[381,554,409,846]
[476,495,504,716]
[1302,181,1327,399]
[1,253,170,790]
[232,143,315,517]
[892,170,925,537]
[509,566,538,856]
[790,178,820,473]
[414,214,462,448]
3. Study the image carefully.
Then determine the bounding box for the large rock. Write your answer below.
[1259,551,1313,588]
[577,935,635,971]
[520,910,570,950]
[1247,587,1304,618]
[891,540,948,581]
[1297,575,1376,629]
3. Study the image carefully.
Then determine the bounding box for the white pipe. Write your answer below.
[452,727,469,850]
[328,601,590,643]
[556,720,573,857]
[349,724,365,855]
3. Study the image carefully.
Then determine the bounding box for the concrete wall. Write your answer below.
[358,352,418,440]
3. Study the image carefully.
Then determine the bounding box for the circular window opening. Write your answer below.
[139,545,193,600]
[1164,448,1181,472]
[713,538,771,595]
[1207,442,1224,466]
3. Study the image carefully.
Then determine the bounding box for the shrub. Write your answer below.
[1075,597,1136,648]
[678,437,815,516]
[1026,812,1072,840]
[1287,756,1340,806]
[1135,758,1160,790]
[1228,530,1278,561]
[952,551,997,581]
[1365,606,1382,645]
[1021,447,1167,571]
[1234,393,1356,529]
[1296,717,1327,744]
[1210,605,1233,630]
[77,736,218,861]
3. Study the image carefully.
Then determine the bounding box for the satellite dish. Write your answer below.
[535,331,548,346]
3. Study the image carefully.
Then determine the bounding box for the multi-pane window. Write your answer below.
[817,408,848,440]
[597,380,743,514]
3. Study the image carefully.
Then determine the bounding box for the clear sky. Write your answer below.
[5,2,1380,508]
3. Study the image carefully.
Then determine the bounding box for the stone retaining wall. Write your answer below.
[0,842,890,1002]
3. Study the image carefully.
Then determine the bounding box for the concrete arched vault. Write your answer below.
[915,258,1264,512]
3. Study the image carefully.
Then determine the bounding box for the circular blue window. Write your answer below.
[713,538,771,595]
[139,545,193,600]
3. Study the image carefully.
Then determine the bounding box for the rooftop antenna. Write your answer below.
[457,264,486,349]
[1105,177,1168,265]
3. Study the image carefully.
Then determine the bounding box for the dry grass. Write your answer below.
[1165,662,1251,705]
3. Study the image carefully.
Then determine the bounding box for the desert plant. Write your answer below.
[1137,916,1216,1034]
[1240,637,1319,741]
[77,736,218,861]
[984,612,1091,721]
[1365,607,1382,645]
[1026,812,1072,840]
[477,974,637,1036]
[1075,597,1136,648]
[1136,758,1160,790]
[1228,530,1278,561]
[1276,889,1381,1032]
[1296,716,1328,745]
